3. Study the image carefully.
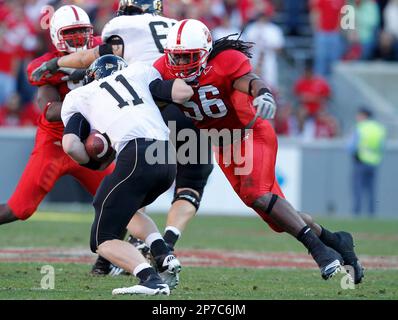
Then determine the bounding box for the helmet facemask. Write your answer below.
[165,48,210,81]
[58,25,93,53]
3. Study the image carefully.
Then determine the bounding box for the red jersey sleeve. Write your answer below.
[153,55,170,79]
[294,78,303,96]
[212,50,252,81]
[26,52,65,87]
[320,79,331,97]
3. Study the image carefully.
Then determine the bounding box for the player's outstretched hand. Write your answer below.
[253,89,276,120]
[31,57,60,82]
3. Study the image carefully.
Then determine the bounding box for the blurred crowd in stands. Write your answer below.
[0,0,395,140]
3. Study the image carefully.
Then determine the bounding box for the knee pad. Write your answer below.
[172,189,201,211]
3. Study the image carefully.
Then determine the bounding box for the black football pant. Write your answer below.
[90,138,176,253]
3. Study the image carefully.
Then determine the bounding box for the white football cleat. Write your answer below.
[158,255,181,290]
[112,275,170,296]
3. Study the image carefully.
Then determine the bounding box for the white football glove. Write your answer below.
[253,91,276,120]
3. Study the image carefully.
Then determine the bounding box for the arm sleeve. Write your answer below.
[26,54,64,87]
[145,64,175,102]
[63,112,91,141]
[149,79,175,102]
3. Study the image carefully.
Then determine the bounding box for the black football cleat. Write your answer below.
[334,231,364,284]
[90,256,111,275]
[311,246,343,280]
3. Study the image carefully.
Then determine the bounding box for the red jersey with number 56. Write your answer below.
[26,37,102,140]
[154,49,257,131]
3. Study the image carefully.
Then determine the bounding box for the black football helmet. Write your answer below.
[83,54,128,85]
[116,0,163,16]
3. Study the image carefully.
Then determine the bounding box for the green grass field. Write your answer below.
[0,211,397,300]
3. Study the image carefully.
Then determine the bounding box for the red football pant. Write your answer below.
[215,120,285,233]
[8,128,114,220]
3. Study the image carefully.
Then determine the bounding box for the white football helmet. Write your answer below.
[50,5,93,53]
[164,19,213,81]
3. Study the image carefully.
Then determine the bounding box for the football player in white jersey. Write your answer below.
[61,54,193,295]
[102,0,176,65]
[32,0,214,277]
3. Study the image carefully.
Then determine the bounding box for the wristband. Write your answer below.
[99,43,114,56]
[257,87,271,97]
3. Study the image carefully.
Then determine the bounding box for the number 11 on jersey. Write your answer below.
[100,74,144,108]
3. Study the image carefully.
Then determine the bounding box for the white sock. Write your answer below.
[133,262,152,277]
[145,232,163,247]
[164,226,181,238]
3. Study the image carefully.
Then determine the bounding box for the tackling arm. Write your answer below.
[149,78,194,105]
[57,36,124,69]
[31,37,125,82]
[36,84,63,122]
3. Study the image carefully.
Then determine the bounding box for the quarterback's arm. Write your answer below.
[62,113,91,164]
[57,37,124,69]
[36,85,63,122]
[63,131,113,171]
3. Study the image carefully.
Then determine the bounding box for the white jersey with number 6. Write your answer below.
[61,61,170,154]
[101,14,177,65]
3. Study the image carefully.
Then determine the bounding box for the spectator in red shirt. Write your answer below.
[0,93,40,127]
[301,109,339,140]
[0,0,39,106]
[273,101,300,137]
[294,59,331,117]
[310,0,345,76]
[0,1,18,106]
[314,109,339,138]
[238,0,274,25]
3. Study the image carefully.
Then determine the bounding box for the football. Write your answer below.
[84,130,114,162]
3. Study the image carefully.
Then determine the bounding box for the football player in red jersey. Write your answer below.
[0,5,116,224]
[153,19,364,284]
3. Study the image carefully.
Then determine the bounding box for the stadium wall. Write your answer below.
[0,129,397,217]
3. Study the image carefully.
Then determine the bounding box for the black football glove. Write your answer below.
[60,68,87,82]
